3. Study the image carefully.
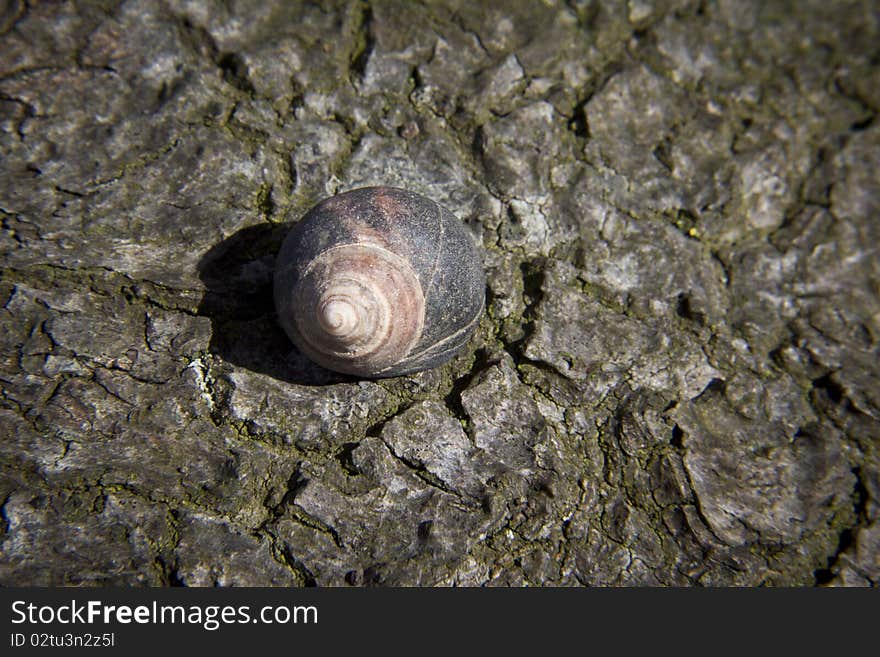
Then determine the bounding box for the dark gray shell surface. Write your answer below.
[274,186,485,377]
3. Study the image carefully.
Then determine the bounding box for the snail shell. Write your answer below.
[274,187,485,377]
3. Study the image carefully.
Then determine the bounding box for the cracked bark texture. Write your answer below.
[1,0,878,586]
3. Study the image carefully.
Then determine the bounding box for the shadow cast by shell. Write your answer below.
[197,223,357,386]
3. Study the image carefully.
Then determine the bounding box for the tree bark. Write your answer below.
[1,0,877,586]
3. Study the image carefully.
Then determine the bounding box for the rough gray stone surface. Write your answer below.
[1,0,877,586]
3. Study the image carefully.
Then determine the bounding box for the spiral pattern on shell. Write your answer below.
[292,244,425,373]
[274,187,485,377]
